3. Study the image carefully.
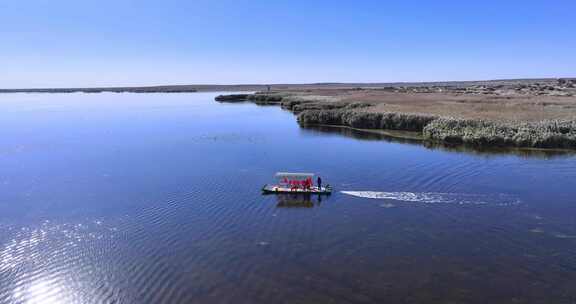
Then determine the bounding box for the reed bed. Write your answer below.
[216,93,576,149]
[298,109,437,131]
[423,119,576,149]
[299,109,576,149]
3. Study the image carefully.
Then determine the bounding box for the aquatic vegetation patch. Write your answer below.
[423,119,576,149]
[299,109,576,149]
[215,93,576,150]
[298,109,437,131]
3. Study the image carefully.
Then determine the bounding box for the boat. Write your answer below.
[262,172,332,194]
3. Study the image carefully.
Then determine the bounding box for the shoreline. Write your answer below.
[215,82,576,151]
[303,124,576,157]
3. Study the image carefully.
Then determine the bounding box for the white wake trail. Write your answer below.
[341,191,521,206]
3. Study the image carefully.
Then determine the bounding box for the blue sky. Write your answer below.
[1,0,574,88]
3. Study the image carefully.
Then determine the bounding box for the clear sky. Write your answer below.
[1,0,574,88]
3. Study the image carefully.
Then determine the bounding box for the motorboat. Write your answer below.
[262,172,331,194]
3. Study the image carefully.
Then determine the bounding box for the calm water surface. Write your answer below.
[0,93,575,303]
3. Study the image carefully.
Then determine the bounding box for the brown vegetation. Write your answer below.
[215,79,576,150]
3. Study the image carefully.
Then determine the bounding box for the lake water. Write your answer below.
[0,93,575,303]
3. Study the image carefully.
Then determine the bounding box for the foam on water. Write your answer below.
[341,191,521,206]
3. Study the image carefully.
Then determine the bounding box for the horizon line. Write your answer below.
[1,77,574,91]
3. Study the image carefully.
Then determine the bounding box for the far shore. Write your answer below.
[0,84,256,94]
[1,78,573,94]
[214,78,576,150]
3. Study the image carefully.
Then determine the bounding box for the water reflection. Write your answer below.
[274,193,326,208]
[301,125,575,159]
[13,278,67,304]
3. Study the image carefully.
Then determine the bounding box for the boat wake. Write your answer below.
[340,191,521,206]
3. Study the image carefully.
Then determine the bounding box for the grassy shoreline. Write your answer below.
[215,88,576,150]
[303,124,575,158]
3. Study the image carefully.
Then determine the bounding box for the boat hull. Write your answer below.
[262,184,332,195]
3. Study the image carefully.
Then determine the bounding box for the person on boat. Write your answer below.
[317,176,322,191]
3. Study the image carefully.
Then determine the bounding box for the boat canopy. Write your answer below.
[275,172,314,179]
